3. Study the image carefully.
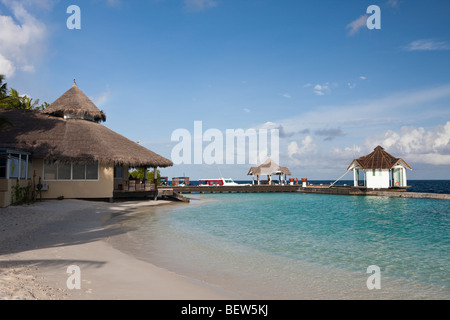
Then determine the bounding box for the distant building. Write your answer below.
[0,81,173,207]
[347,146,412,189]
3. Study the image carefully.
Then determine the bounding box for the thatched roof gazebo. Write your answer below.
[247,158,291,185]
[346,146,412,189]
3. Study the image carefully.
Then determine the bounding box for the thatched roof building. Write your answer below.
[347,146,412,189]
[0,108,173,168]
[0,81,173,207]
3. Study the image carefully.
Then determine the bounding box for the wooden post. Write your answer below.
[402,167,407,187]
[143,168,147,184]
[18,154,21,181]
[153,166,158,200]
[25,155,29,180]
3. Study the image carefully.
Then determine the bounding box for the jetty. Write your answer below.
[113,184,450,201]
[171,184,450,200]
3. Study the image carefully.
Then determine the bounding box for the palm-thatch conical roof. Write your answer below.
[0,109,173,168]
[248,158,291,176]
[43,81,106,123]
[349,146,412,170]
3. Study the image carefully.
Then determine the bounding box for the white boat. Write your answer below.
[199,178,251,186]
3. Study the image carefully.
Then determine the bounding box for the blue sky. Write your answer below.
[1,0,450,180]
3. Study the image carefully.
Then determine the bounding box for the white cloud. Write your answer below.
[385,0,399,8]
[404,39,450,51]
[364,122,450,165]
[184,0,219,11]
[282,93,291,99]
[313,83,330,96]
[90,86,112,107]
[346,15,367,36]
[288,122,450,173]
[360,76,367,80]
[330,145,362,161]
[0,0,47,77]
[288,136,315,159]
[256,121,294,138]
[347,82,356,89]
[0,53,15,77]
[20,0,54,10]
[243,108,250,113]
[252,84,450,174]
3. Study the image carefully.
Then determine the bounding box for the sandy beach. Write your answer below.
[0,199,238,300]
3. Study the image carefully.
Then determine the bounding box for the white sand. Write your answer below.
[0,199,238,300]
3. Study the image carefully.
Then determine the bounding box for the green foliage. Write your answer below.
[11,179,33,205]
[36,101,49,110]
[0,75,47,110]
[0,75,7,97]
[57,195,65,200]
[129,168,161,185]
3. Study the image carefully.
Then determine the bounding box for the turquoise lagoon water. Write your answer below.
[112,193,450,299]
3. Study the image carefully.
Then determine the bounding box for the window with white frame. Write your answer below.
[9,155,19,178]
[44,161,99,180]
[0,150,31,180]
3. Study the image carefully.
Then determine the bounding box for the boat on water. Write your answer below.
[172,176,190,187]
[199,178,251,187]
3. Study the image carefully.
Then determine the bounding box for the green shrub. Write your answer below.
[11,179,32,205]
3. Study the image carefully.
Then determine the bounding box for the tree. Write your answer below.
[21,94,40,110]
[129,168,161,184]
[0,75,12,129]
[0,75,12,108]
[37,101,49,110]
[6,88,23,109]
[0,75,7,97]
[0,75,48,130]
[0,75,47,110]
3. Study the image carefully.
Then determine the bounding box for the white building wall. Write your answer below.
[366,169,390,189]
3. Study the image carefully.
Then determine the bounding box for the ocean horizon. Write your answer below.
[110,180,450,299]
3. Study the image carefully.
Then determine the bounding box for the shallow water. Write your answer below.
[111,193,450,299]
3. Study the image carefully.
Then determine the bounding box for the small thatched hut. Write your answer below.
[247,158,291,185]
[0,81,173,207]
[347,146,412,189]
